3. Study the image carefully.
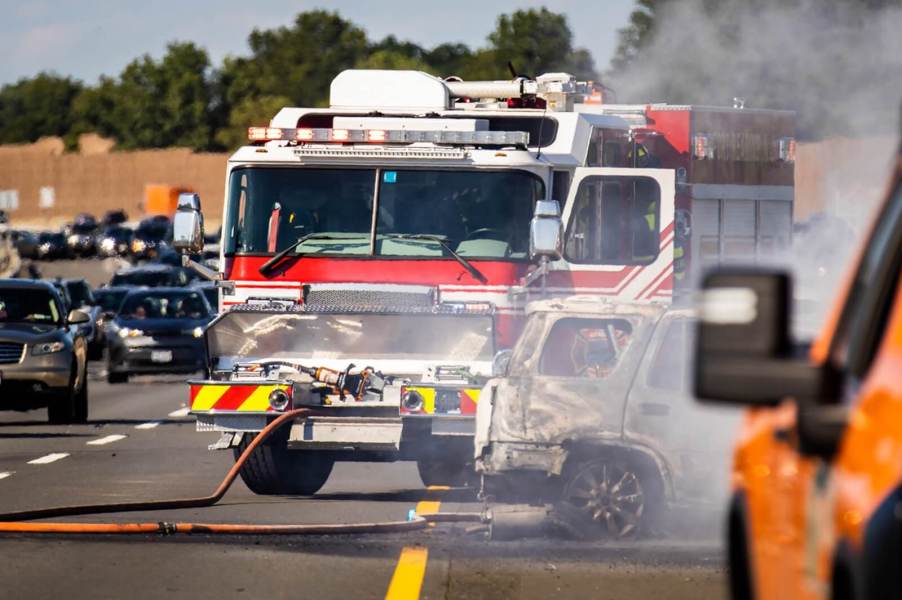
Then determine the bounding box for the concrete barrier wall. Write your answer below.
[0,135,897,228]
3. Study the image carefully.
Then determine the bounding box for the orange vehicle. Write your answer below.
[694,149,902,600]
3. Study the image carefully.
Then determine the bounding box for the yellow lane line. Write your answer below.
[384,485,448,599]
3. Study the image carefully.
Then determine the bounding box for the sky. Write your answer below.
[0,0,636,86]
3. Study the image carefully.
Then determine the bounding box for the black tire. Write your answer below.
[416,457,472,488]
[557,456,652,540]
[107,370,128,384]
[233,427,334,495]
[48,363,78,424]
[73,375,88,423]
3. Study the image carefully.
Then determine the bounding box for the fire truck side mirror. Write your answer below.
[694,269,824,406]
[173,193,205,254]
[529,200,563,261]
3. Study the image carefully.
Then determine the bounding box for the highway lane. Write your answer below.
[0,375,727,599]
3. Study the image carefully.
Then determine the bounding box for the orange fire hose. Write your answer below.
[0,407,483,536]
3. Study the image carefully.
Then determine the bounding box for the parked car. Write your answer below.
[101,209,128,228]
[692,153,902,599]
[474,298,738,539]
[110,264,193,288]
[65,213,99,258]
[105,287,213,383]
[95,225,134,258]
[11,230,40,260]
[36,232,68,260]
[130,216,171,260]
[0,279,89,423]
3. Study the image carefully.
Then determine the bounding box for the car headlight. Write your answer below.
[192,326,204,338]
[132,239,146,252]
[118,327,144,338]
[33,341,65,355]
[100,238,115,251]
[67,234,79,245]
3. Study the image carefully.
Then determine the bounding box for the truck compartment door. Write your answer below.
[547,167,676,302]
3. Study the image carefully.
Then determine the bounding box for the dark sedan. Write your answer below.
[105,288,212,383]
[36,232,68,260]
[130,217,171,260]
[110,264,193,288]
[95,226,134,258]
[66,213,99,258]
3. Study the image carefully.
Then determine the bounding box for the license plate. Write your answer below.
[151,350,172,363]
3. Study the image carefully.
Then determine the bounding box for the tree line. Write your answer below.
[0,8,594,151]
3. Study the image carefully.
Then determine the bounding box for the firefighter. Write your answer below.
[632,180,659,261]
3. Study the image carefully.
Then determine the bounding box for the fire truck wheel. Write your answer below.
[416,457,473,488]
[233,429,334,496]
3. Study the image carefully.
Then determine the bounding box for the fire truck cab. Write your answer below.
[173,69,794,495]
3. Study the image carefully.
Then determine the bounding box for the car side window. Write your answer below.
[647,318,692,391]
[831,181,902,378]
[539,318,633,378]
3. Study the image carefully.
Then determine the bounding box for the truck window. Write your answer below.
[539,318,633,378]
[647,319,692,391]
[565,176,661,265]
[832,181,902,378]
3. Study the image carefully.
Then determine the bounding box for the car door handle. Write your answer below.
[638,402,670,416]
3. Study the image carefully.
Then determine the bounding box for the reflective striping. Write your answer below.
[189,383,291,413]
[400,386,480,416]
[87,434,127,446]
[384,547,429,600]
[191,385,231,411]
[28,453,69,465]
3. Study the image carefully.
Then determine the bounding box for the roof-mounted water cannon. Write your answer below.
[445,72,579,111]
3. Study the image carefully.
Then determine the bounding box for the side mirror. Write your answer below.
[492,349,513,377]
[694,269,824,406]
[67,309,90,325]
[529,200,563,261]
[173,193,205,254]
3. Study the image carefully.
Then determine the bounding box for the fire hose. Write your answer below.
[0,408,484,536]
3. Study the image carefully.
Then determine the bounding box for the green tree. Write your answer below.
[214,94,291,150]
[0,74,83,144]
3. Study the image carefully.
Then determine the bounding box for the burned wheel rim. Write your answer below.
[563,460,645,538]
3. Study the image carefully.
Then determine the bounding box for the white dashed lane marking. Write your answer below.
[0,472,12,480]
[168,407,190,417]
[135,421,161,430]
[86,434,127,446]
[28,453,69,465]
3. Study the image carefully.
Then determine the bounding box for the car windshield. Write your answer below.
[65,281,94,307]
[224,167,544,259]
[135,223,168,240]
[0,289,61,324]
[104,227,132,240]
[72,223,95,234]
[119,292,208,320]
[111,270,184,287]
[94,289,128,312]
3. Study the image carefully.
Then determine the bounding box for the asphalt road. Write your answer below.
[0,370,727,600]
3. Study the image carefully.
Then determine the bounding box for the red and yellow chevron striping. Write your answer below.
[399,386,480,416]
[189,383,291,413]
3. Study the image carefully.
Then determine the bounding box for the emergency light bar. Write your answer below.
[248,126,529,146]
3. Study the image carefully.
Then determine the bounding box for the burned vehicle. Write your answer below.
[474,297,739,538]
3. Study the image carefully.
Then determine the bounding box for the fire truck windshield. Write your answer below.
[224,167,543,260]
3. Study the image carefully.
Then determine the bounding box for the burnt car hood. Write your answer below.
[0,322,64,343]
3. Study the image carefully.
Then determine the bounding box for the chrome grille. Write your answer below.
[0,342,25,365]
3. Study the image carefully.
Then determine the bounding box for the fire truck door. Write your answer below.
[548,168,676,302]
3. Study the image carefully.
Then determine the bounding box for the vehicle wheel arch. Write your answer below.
[559,439,673,503]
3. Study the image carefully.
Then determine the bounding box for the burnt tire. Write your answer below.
[557,457,651,540]
[233,428,334,496]
[416,457,473,488]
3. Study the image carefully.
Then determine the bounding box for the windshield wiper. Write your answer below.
[259,233,343,275]
[385,234,488,283]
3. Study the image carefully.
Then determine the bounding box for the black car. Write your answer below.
[66,213,99,257]
[130,216,171,260]
[95,226,134,258]
[101,209,128,228]
[93,286,137,354]
[110,264,192,288]
[105,288,212,383]
[59,279,103,359]
[190,281,219,313]
[36,232,68,260]
[12,230,40,260]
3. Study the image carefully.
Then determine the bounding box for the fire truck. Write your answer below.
[172,69,795,495]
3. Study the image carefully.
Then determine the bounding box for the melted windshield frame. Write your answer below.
[223,166,546,262]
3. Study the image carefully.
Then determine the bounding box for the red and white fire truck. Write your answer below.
[173,69,795,494]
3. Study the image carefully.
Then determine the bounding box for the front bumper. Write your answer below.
[109,338,205,374]
[0,350,72,404]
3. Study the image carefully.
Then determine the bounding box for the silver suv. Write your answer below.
[0,279,90,423]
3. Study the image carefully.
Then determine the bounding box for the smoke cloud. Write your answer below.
[608,0,902,140]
